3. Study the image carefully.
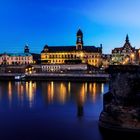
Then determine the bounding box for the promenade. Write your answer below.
[0,73,109,82]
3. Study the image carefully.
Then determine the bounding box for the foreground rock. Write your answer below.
[99,65,140,132]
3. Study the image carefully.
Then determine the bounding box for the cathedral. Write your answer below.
[41,29,102,67]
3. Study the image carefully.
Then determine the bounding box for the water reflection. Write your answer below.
[0,81,109,140]
[59,83,67,104]
[42,82,106,105]
[0,81,107,108]
[8,81,12,102]
[26,81,36,107]
[6,81,36,108]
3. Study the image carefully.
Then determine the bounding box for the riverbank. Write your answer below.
[0,73,109,82]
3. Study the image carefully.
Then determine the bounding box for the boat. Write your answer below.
[15,74,26,80]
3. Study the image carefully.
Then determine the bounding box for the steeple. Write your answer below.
[77,29,83,37]
[76,29,83,50]
[123,34,132,49]
[126,34,129,43]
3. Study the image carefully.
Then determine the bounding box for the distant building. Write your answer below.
[41,29,102,67]
[102,54,112,68]
[0,45,41,65]
[111,35,138,65]
[41,64,88,72]
[0,45,33,65]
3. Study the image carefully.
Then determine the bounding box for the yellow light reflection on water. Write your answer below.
[47,83,51,103]
[59,83,67,104]
[93,83,97,95]
[8,81,12,103]
[51,81,54,99]
[26,81,36,108]
[68,82,71,94]
[47,82,54,103]
[17,82,24,102]
[26,82,29,94]
[79,83,86,104]
[89,83,92,93]
[101,83,104,94]
[92,83,97,102]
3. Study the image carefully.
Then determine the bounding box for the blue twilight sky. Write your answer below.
[0,0,140,54]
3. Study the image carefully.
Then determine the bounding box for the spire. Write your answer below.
[77,29,83,37]
[126,34,129,43]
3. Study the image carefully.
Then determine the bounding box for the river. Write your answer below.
[0,81,109,140]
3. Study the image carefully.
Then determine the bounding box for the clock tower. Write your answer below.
[76,29,83,50]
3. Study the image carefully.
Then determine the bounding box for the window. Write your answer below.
[71,54,73,58]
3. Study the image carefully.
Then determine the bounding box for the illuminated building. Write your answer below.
[0,45,40,65]
[102,54,112,68]
[42,64,87,72]
[41,29,102,67]
[0,45,33,65]
[111,35,138,65]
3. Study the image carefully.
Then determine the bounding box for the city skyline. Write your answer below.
[0,0,140,54]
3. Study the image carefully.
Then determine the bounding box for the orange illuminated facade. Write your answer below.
[111,35,139,65]
[41,29,102,67]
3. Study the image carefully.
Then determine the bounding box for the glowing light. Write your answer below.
[131,53,135,59]
[101,83,104,94]
[80,52,84,57]
[50,81,54,102]
[59,83,66,104]
[92,83,97,102]
[26,81,36,108]
[89,83,92,93]
[47,84,51,103]
[79,84,86,103]
[8,81,12,103]
[68,82,71,94]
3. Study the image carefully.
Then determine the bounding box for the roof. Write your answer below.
[112,35,136,53]
[41,46,102,53]
[77,29,83,36]
[112,42,135,53]
[2,53,32,57]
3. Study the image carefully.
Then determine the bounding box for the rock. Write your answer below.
[99,65,140,132]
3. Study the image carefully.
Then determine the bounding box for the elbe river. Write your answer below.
[0,81,135,140]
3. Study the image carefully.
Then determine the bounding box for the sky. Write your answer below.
[0,0,140,54]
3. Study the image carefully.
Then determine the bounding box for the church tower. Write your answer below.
[76,29,83,50]
[24,44,30,53]
[125,34,129,43]
[123,34,132,49]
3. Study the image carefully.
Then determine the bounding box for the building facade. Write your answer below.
[102,54,112,68]
[111,35,138,65]
[41,64,88,72]
[41,29,102,67]
[0,46,33,65]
